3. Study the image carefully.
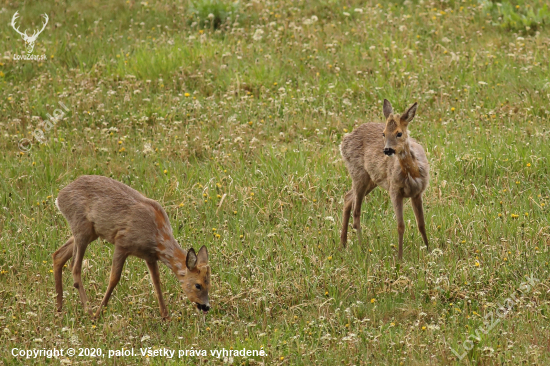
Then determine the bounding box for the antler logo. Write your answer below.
[11,11,48,54]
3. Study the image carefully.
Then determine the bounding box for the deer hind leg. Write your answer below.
[95,245,128,318]
[146,260,169,319]
[71,223,97,315]
[340,189,354,247]
[52,236,75,312]
[352,177,376,246]
[411,195,429,252]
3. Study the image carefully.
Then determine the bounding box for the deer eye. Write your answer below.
[397,132,403,137]
[195,284,202,290]
[382,133,385,137]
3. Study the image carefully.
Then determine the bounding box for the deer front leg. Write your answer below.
[146,260,169,319]
[390,193,405,260]
[95,246,128,318]
[411,194,429,252]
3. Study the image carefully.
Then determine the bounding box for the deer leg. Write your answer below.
[390,193,405,260]
[411,194,429,252]
[146,260,169,319]
[52,236,74,312]
[95,245,128,318]
[340,189,354,247]
[352,183,368,246]
[71,228,96,315]
[352,180,376,246]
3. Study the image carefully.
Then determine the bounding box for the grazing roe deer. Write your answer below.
[53,175,211,318]
[340,99,430,259]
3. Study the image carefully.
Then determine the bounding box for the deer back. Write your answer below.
[341,123,390,187]
[56,175,173,253]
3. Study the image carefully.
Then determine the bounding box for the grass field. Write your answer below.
[1,0,550,364]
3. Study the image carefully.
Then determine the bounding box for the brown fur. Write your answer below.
[340,99,430,259]
[52,175,211,319]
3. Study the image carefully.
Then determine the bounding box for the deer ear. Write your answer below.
[401,102,418,125]
[197,245,208,265]
[186,248,197,271]
[383,99,393,119]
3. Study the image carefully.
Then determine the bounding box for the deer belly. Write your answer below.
[376,180,390,191]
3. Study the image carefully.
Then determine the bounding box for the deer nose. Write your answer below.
[384,148,395,156]
[197,303,210,312]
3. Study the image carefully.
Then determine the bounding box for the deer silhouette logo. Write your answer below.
[11,11,48,54]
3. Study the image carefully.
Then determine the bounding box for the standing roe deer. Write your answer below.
[53,175,211,319]
[340,99,430,259]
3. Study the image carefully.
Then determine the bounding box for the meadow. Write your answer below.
[1,0,549,364]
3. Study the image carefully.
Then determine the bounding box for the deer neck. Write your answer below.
[156,240,189,278]
[396,140,421,179]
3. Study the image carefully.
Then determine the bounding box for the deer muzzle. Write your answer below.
[196,302,210,313]
[384,148,396,156]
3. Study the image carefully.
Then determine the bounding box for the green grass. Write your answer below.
[1,0,549,365]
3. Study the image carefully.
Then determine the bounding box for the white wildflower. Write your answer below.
[342,333,357,342]
[430,248,443,257]
[252,29,264,41]
[143,143,154,154]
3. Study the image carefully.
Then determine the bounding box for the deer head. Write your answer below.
[382,99,418,156]
[11,11,49,54]
[178,246,211,313]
